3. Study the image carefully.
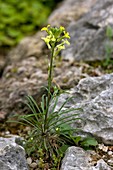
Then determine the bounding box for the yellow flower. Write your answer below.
[60,26,65,31]
[65,39,70,45]
[41,25,50,31]
[64,32,70,38]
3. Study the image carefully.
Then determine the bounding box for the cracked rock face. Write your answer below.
[62,0,113,61]
[0,137,28,170]
[60,146,111,170]
[56,73,113,145]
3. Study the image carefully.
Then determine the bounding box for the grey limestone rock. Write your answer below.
[56,73,113,145]
[0,136,28,170]
[60,146,111,170]
[60,146,91,170]
[48,0,96,27]
[62,0,113,61]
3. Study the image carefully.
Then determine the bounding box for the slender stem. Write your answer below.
[43,45,55,132]
[48,46,54,103]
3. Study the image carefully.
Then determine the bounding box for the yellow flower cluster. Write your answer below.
[41,25,70,57]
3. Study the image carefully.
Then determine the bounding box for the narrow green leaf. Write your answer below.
[58,96,75,113]
[49,112,79,126]
[41,94,46,114]
[26,96,37,114]
[19,117,41,130]
[47,107,81,124]
[50,95,59,114]
[27,95,42,114]
[49,116,80,131]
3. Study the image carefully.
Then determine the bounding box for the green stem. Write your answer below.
[48,46,54,102]
[43,45,55,133]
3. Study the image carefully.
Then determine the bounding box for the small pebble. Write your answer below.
[102,146,108,152]
[98,144,108,152]
[102,155,106,158]
[108,151,113,156]
[98,144,104,150]
[107,159,113,166]
[35,159,39,164]
[30,162,37,168]
[27,157,32,165]
[5,131,10,135]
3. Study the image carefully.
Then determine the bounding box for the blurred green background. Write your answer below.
[0,0,62,48]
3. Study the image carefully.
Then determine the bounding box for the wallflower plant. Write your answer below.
[13,25,82,169]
